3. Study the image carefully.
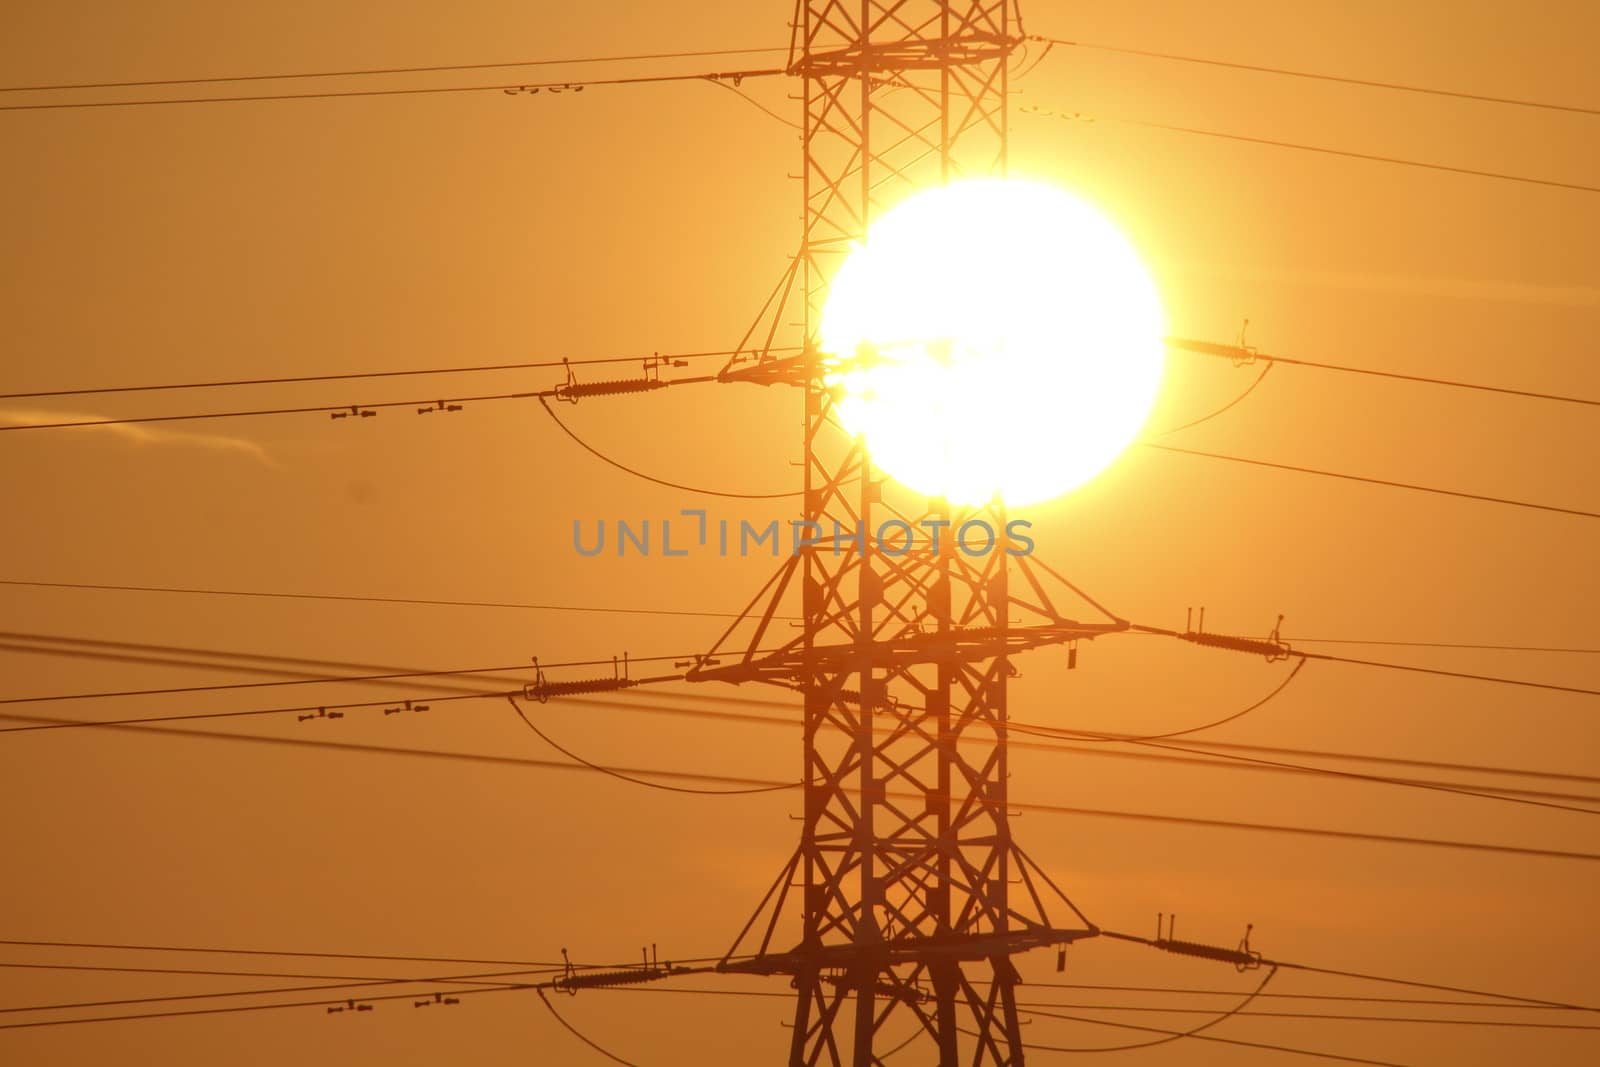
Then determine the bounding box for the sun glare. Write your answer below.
[820,178,1167,507]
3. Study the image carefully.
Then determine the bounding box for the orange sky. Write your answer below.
[1,2,1596,1064]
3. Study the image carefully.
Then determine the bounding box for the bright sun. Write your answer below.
[820,178,1166,507]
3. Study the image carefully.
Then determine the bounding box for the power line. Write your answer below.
[1278,959,1600,1013]
[1058,656,1307,742]
[0,960,450,983]
[1016,1007,1415,1066]
[11,575,1588,656]
[0,369,721,435]
[10,630,1599,811]
[1004,796,1600,862]
[1288,637,1600,654]
[537,988,639,1066]
[1021,980,1592,1012]
[13,383,1594,528]
[1117,734,1600,789]
[1021,104,1600,195]
[7,635,1595,811]
[0,346,771,403]
[1007,720,1600,815]
[1029,36,1600,118]
[539,394,803,499]
[0,940,737,975]
[10,960,1593,1040]
[1167,337,1600,410]
[0,937,551,968]
[1133,622,1600,697]
[1152,360,1275,435]
[1295,648,1600,697]
[0,687,520,735]
[1125,735,1599,817]
[0,577,754,620]
[0,955,751,1033]
[1144,442,1600,521]
[8,630,1594,803]
[0,647,629,708]
[0,66,786,113]
[0,389,551,433]
[0,966,556,1019]
[603,979,1600,1016]
[703,76,802,129]
[0,46,788,94]
[9,668,1594,811]
[597,984,1600,1033]
[1016,965,1281,1054]
[8,964,1592,1040]
[1018,1001,1600,1031]
[5,699,1592,862]
[0,982,528,1033]
[1100,929,1598,1011]
[10,357,1594,532]
[507,694,795,796]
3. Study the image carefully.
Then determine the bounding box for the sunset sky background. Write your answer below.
[2,1,1596,1064]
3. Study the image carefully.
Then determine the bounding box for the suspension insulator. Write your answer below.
[1156,937,1261,969]
[557,378,669,400]
[553,967,669,993]
[1182,630,1292,661]
[524,677,639,702]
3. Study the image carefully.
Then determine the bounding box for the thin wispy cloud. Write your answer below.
[0,408,278,467]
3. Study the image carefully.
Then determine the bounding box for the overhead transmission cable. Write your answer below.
[1019,966,1282,1054]
[1153,361,1275,435]
[0,46,788,95]
[0,346,762,403]
[0,577,760,620]
[1057,656,1308,742]
[0,960,407,983]
[8,669,1595,811]
[599,982,1600,1027]
[5,699,1595,861]
[1131,620,1600,697]
[0,937,553,968]
[0,66,786,114]
[1289,637,1600,654]
[4,628,1593,781]
[9,386,1595,524]
[0,648,672,709]
[536,989,641,1067]
[1020,103,1600,195]
[9,575,1596,655]
[537,395,802,499]
[1099,732,1598,816]
[1166,337,1600,411]
[0,981,529,1033]
[5,633,1597,811]
[8,967,1592,1026]
[5,954,1594,1040]
[1100,928,1598,1011]
[1013,1007,1414,1066]
[1017,1001,1600,1031]
[0,967,556,1020]
[7,959,1596,1038]
[1028,36,1600,118]
[506,694,795,796]
[0,380,700,433]
[1022,980,1595,1012]
[1144,442,1600,520]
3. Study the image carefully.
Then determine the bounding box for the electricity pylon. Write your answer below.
[688,3,1127,1063]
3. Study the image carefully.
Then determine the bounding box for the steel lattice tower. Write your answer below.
[690,3,1126,1063]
